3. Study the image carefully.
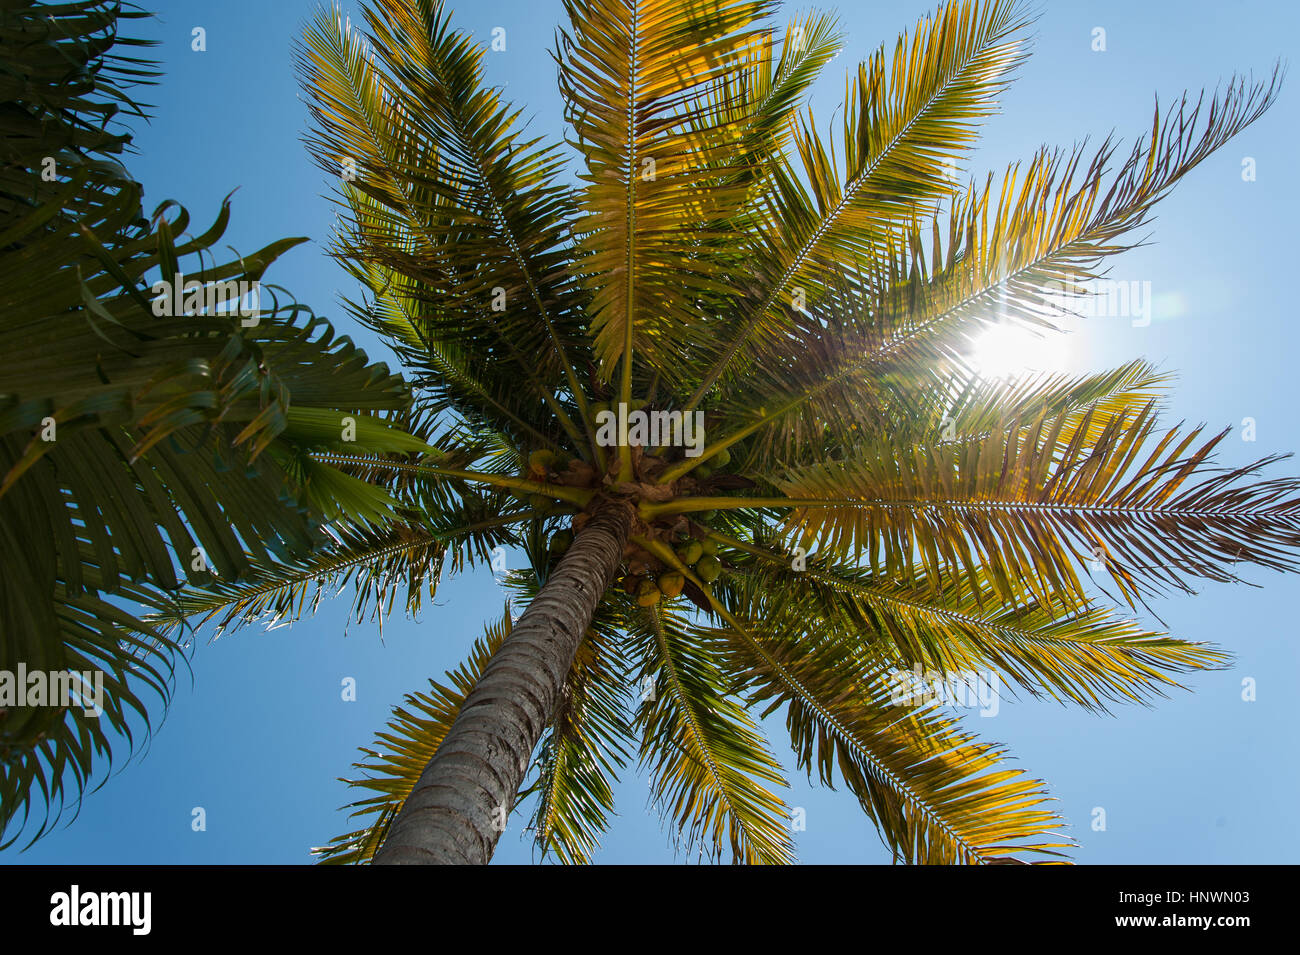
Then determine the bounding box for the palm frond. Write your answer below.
[682,0,1034,409]
[765,402,1300,611]
[298,0,591,451]
[718,536,1228,712]
[336,226,564,450]
[630,603,795,864]
[674,69,1281,476]
[557,0,778,401]
[715,600,1072,863]
[0,0,421,846]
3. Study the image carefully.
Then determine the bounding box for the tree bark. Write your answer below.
[374,497,633,864]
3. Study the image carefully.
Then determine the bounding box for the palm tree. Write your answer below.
[186,0,1292,864]
[0,0,426,844]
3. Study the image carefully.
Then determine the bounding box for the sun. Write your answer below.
[968,322,1070,379]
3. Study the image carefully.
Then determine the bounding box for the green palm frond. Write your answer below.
[336,222,563,450]
[1,567,178,849]
[150,459,541,639]
[631,604,795,864]
[906,360,1174,452]
[0,0,425,846]
[298,0,591,452]
[705,12,845,191]
[0,0,155,229]
[557,0,778,407]
[155,526,435,640]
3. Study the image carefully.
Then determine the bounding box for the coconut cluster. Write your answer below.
[621,532,721,607]
[519,421,737,610]
[543,507,724,608]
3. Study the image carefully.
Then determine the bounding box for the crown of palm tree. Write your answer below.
[133,0,1294,864]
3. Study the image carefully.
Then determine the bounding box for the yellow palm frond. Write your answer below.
[682,0,1033,410]
[719,604,1072,864]
[718,537,1228,713]
[766,403,1300,611]
[558,0,778,406]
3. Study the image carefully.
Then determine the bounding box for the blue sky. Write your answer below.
[6,0,1299,864]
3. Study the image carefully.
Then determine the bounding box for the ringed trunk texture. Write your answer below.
[374,497,634,864]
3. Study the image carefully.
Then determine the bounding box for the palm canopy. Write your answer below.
[0,0,428,845]
[179,0,1287,864]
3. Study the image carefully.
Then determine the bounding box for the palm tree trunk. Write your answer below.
[373,497,634,864]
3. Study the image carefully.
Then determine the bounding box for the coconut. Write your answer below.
[548,529,572,552]
[696,554,722,582]
[636,578,662,606]
[712,447,731,467]
[658,572,685,598]
[676,540,703,565]
[528,449,557,476]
